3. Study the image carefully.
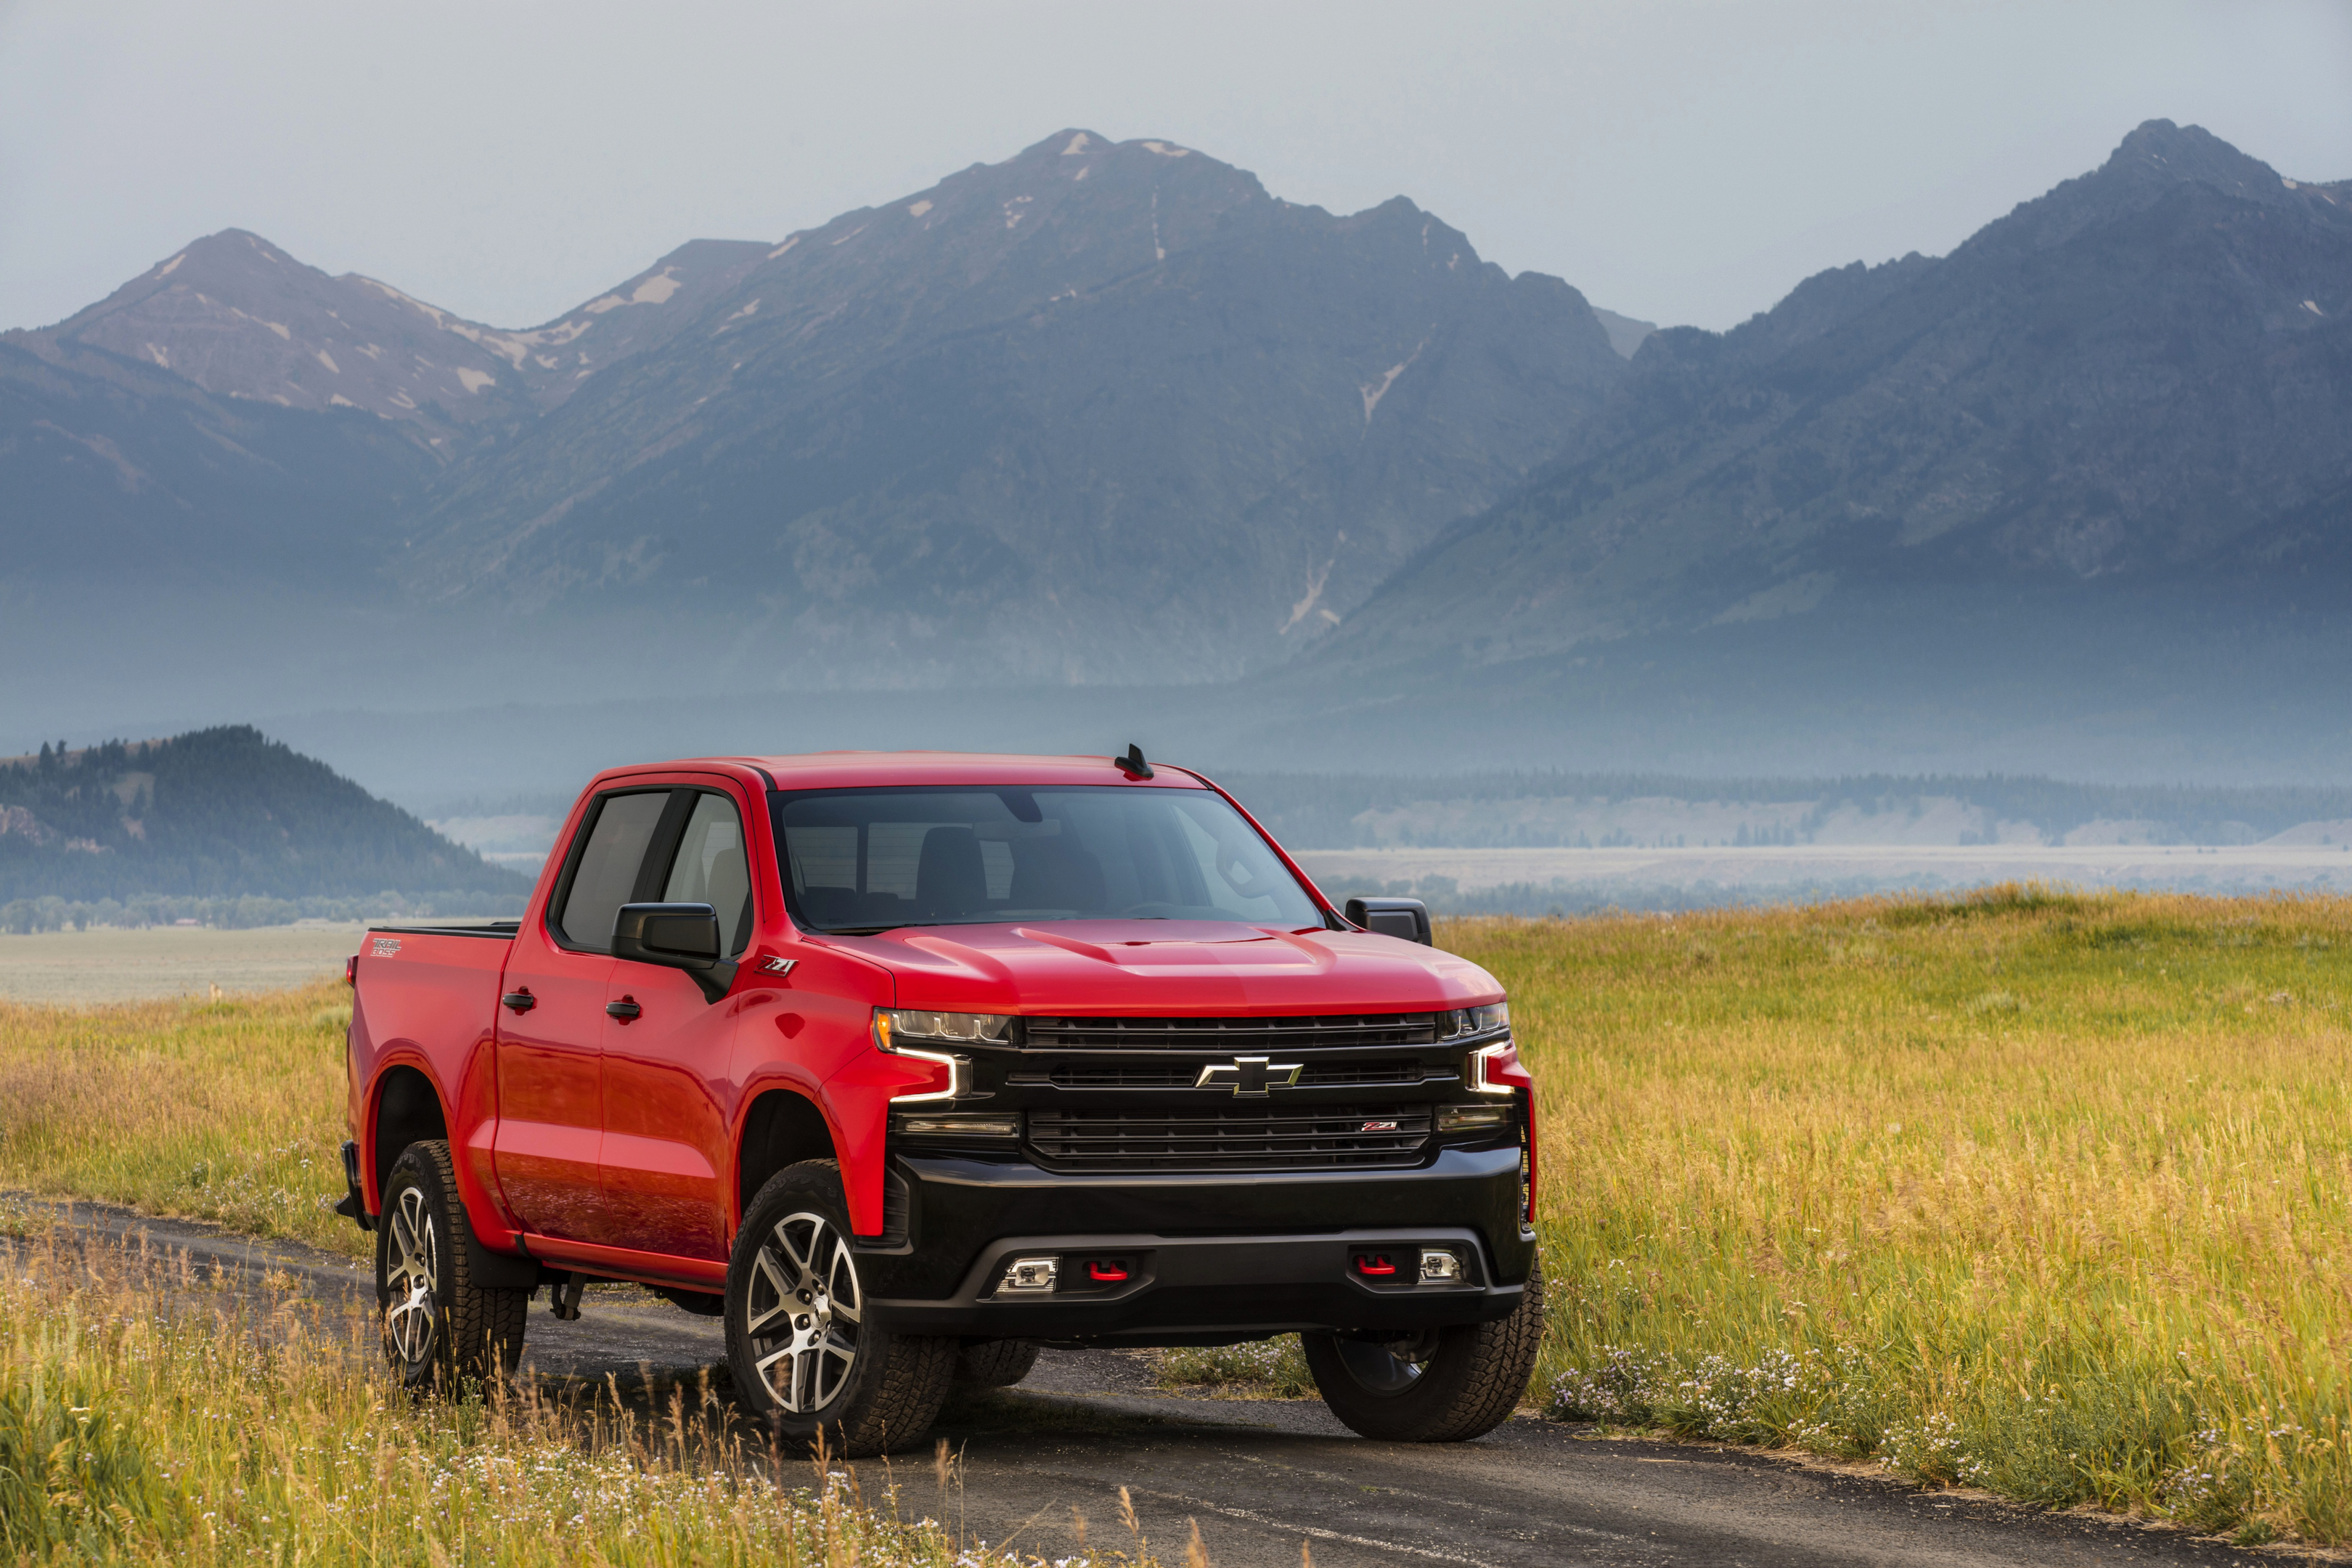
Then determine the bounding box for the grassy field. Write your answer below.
[5,889,2351,1543]
[1451,886,2352,1547]
[0,1226,1144,1564]
[0,982,363,1255]
[0,923,366,1005]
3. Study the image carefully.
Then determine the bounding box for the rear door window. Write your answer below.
[555,791,671,952]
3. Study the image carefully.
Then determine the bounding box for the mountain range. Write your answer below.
[3,121,2347,778]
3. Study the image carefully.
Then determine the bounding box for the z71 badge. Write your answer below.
[371,937,401,957]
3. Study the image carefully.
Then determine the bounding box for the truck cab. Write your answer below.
[343,751,1541,1452]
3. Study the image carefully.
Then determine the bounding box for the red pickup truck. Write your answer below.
[340,749,1540,1453]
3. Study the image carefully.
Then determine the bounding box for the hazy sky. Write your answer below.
[3,1,2348,335]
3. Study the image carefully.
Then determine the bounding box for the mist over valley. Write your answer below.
[5,118,2349,910]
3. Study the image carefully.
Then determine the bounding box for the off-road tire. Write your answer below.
[954,1338,1041,1388]
[375,1139,530,1393]
[1302,1258,1545,1442]
[724,1160,957,1456]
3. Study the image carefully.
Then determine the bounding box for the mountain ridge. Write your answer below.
[5,121,2349,780]
[1304,119,2352,680]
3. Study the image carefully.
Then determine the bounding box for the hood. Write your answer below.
[817,920,1503,1015]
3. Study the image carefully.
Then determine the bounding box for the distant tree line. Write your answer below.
[1219,771,2352,849]
[0,890,526,935]
[0,726,528,901]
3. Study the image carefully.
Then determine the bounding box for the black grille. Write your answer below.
[1015,1061,1434,1090]
[1022,1013,1440,1051]
[1026,1105,1432,1171]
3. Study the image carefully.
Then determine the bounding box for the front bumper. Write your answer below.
[858,1143,1532,1343]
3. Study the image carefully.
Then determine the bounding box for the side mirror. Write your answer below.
[613,902,738,1003]
[1344,897,1433,945]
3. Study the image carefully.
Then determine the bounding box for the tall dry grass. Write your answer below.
[0,983,359,1254]
[1447,886,2352,1545]
[0,1223,1151,1564]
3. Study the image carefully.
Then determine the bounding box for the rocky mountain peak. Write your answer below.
[2103,118,2300,206]
[25,227,535,449]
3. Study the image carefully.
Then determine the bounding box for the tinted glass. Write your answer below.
[773,786,1322,932]
[556,791,669,951]
[661,792,754,956]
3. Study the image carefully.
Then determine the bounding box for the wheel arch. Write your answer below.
[369,1060,449,1210]
[734,1087,841,1224]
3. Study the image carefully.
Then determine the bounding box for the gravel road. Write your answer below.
[31,1201,2301,1568]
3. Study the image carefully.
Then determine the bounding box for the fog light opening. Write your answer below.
[999,1256,1059,1294]
[1418,1249,1463,1286]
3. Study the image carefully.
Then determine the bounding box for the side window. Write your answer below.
[661,793,755,957]
[555,791,670,952]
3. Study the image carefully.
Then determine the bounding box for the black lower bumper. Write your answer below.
[870,1225,1522,1342]
[859,1144,1532,1344]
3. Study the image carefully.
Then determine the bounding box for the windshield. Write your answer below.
[770,785,1324,933]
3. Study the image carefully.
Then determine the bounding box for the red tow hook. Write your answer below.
[1353,1253,1397,1277]
[1087,1260,1130,1283]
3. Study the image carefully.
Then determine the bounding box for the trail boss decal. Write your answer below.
[371,937,401,957]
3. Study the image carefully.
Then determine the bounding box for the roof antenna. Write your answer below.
[1116,743,1154,780]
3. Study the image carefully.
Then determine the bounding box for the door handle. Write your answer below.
[502,990,536,1014]
[605,998,642,1021]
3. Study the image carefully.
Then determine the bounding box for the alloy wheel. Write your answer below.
[384,1185,439,1367]
[745,1210,862,1412]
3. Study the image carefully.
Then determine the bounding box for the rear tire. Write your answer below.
[724,1160,956,1456]
[1303,1259,1545,1442]
[375,1140,530,1393]
[955,1339,1041,1388]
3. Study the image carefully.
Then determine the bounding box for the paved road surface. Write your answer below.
[30,1201,2298,1568]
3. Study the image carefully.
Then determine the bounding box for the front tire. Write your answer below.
[955,1339,1041,1388]
[724,1161,956,1456]
[375,1140,530,1392]
[1302,1259,1545,1442]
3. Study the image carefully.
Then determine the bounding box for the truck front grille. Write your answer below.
[1021,1013,1439,1052]
[1025,1104,1433,1172]
[1016,1061,1432,1090]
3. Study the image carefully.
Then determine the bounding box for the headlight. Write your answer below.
[1443,1002,1509,1037]
[873,1009,1007,1103]
[1467,1038,1534,1096]
[878,1010,1012,1045]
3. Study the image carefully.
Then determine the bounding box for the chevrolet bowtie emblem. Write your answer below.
[1193,1055,1304,1097]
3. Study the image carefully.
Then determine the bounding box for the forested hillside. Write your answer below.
[0,727,526,902]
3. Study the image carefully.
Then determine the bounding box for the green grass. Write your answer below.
[1445,886,2352,1544]
[1153,1337,1316,1398]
